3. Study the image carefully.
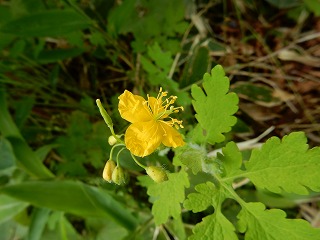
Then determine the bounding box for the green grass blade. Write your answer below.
[0,88,22,139]
[0,88,54,178]
[0,195,29,225]
[7,137,54,178]
[0,9,91,37]
[28,208,51,240]
[1,180,138,231]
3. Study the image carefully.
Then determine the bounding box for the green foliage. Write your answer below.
[190,212,238,240]
[55,111,109,176]
[140,42,174,88]
[28,208,51,240]
[233,83,278,103]
[0,137,16,171]
[191,65,239,144]
[108,0,187,52]
[180,135,320,239]
[0,195,29,225]
[0,9,91,37]
[175,145,206,175]
[238,202,320,240]
[1,0,320,239]
[180,46,211,88]
[304,0,320,16]
[1,180,137,231]
[171,66,320,239]
[243,132,320,194]
[147,171,190,225]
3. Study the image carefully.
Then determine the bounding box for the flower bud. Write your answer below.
[108,135,118,146]
[102,160,116,182]
[112,166,129,185]
[146,166,168,183]
[96,99,113,129]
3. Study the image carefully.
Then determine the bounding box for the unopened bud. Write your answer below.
[102,160,116,182]
[96,99,113,129]
[112,166,129,185]
[146,166,168,183]
[108,135,118,146]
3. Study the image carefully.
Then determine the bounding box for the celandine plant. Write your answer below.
[97,65,320,240]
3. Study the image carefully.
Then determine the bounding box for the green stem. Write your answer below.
[130,153,147,170]
[109,144,125,161]
[217,175,247,208]
[116,148,126,166]
[96,99,124,144]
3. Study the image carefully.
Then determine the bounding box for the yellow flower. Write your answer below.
[118,88,185,157]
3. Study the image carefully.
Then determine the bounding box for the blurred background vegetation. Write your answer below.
[0,0,320,239]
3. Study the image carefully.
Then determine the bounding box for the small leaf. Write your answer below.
[191,65,239,144]
[147,171,189,225]
[189,212,238,240]
[184,182,237,240]
[238,202,320,240]
[244,132,320,194]
[184,182,217,212]
[147,42,173,72]
[176,144,206,174]
[219,142,242,177]
[184,182,228,212]
[140,42,177,90]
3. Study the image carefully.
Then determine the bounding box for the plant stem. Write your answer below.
[130,153,147,170]
[109,144,125,161]
[116,147,126,166]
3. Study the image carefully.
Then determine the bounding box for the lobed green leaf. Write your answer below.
[244,132,320,194]
[191,65,239,144]
[184,182,237,239]
[238,202,320,240]
[189,212,238,240]
[219,141,242,178]
[175,144,206,174]
[147,171,189,225]
[184,182,220,212]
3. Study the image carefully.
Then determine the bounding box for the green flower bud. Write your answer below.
[102,160,116,182]
[146,166,168,183]
[96,99,113,129]
[108,135,118,146]
[112,166,129,185]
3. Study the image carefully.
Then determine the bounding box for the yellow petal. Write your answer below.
[125,121,164,157]
[118,90,152,123]
[160,122,185,148]
[147,96,164,115]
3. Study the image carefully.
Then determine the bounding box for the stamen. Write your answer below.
[146,88,184,129]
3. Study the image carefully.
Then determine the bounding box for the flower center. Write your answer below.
[146,88,184,129]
